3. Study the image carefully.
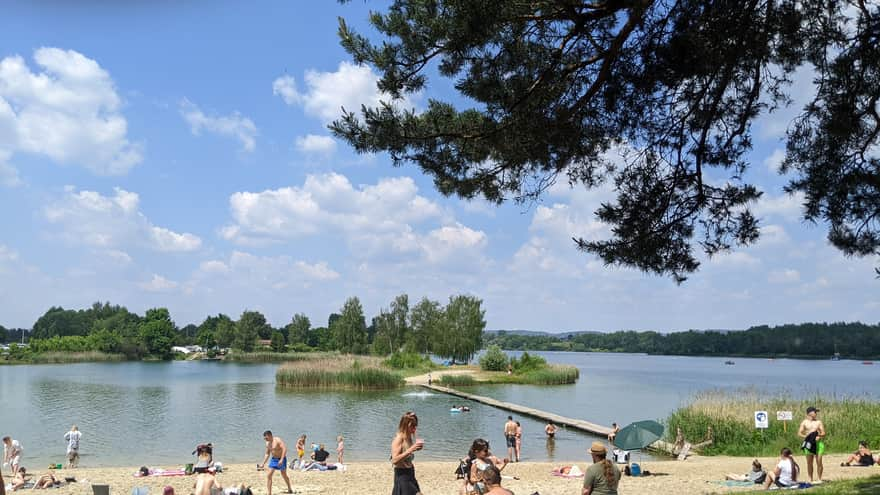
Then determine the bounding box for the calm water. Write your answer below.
[0,353,876,467]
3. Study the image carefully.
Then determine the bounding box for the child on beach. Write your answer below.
[295,435,306,468]
[336,436,344,464]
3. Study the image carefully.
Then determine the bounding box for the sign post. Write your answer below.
[777,411,793,432]
[755,411,769,429]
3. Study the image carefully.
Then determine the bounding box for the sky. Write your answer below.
[0,1,877,332]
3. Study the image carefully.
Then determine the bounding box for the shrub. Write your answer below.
[510,351,547,373]
[480,345,509,371]
[384,352,436,370]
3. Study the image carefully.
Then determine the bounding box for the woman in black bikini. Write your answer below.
[391,411,424,495]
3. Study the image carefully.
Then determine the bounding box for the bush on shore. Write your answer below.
[667,390,880,456]
[384,352,436,371]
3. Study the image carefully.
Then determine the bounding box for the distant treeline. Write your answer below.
[0,294,485,362]
[484,322,880,359]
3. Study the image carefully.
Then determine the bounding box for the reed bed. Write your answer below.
[438,374,477,386]
[667,389,880,456]
[477,364,580,385]
[26,351,126,364]
[227,350,336,363]
[276,355,404,390]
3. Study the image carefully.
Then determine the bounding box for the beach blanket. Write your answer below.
[551,466,584,478]
[710,480,754,487]
[133,469,187,477]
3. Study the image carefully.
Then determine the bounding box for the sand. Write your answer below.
[4,454,877,495]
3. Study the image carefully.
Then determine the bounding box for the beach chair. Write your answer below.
[92,484,110,495]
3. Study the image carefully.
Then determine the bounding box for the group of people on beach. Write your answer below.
[256,430,345,495]
[2,426,82,492]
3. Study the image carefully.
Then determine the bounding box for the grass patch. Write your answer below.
[438,374,477,387]
[276,355,404,390]
[475,364,580,385]
[227,350,337,363]
[384,352,438,376]
[799,474,880,494]
[26,351,126,364]
[668,390,880,457]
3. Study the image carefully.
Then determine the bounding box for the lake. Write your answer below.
[0,352,875,467]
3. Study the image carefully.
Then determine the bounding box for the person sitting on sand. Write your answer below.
[9,467,27,492]
[481,465,513,495]
[583,441,620,495]
[32,473,57,489]
[725,459,766,483]
[762,447,799,489]
[193,470,222,495]
[462,439,508,495]
[842,440,875,466]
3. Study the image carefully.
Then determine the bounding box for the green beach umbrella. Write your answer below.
[613,420,665,451]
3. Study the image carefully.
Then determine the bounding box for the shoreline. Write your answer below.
[4,456,877,495]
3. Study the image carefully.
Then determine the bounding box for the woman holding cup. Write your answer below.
[391,411,423,495]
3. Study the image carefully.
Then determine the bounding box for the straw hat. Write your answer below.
[589,441,607,455]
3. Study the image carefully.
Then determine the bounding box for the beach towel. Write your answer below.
[133,469,187,478]
[551,465,583,478]
[710,480,753,487]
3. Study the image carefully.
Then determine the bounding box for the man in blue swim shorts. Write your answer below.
[259,430,293,495]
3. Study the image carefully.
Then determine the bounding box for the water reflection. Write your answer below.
[545,437,556,460]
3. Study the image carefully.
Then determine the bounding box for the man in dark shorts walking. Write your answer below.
[503,416,517,461]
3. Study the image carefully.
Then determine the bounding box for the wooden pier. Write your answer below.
[421,383,681,455]
[420,383,613,436]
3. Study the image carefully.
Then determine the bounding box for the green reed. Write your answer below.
[438,374,477,386]
[276,355,404,390]
[28,351,126,364]
[667,389,880,456]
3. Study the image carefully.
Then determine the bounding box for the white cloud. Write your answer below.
[294,134,336,155]
[199,260,230,274]
[140,274,178,292]
[0,244,19,262]
[272,75,301,105]
[180,99,257,152]
[753,191,805,222]
[423,224,488,263]
[222,173,443,243]
[763,148,785,172]
[273,61,417,123]
[0,150,22,187]
[0,47,142,176]
[756,65,817,140]
[708,250,761,268]
[44,187,202,252]
[756,224,791,247]
[768,268,801,284]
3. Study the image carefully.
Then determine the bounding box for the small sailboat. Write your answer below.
[724,360,735,365]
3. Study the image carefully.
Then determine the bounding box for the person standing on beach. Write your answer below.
[2,437,22,476]
[514,421,522,462]
[294,435,306,468]
[64,425,82,468]
[582,441,620,495]
[258,431,293,495]
[390,411,423,495]
[503,416,517,461]
[336,436,344,464]
[798,406,826,482]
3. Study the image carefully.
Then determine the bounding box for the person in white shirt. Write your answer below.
[763,447,800,489]
[64,425,82,468]
[2,436,23,475]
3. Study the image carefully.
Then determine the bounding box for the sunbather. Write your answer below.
[725,459,765,483]
[32,473,57,489]
[762,447,799,489]
[10,468,27,492]
[841,441,875,466]
[193,470,221,495]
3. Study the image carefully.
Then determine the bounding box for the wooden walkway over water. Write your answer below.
[420,383,613,436]
[420,383,681,454]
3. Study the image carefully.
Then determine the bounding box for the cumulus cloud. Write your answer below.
[180,99,257,152]
[768,268,801,284]
[140,274,179,292]
[272,61,417,123]
[763,148,786,172]
[294,134,336,155]
[753,191,805,223]
[222,173,444,243]
[0,47,142,178]
[44,186,202,252]
[0,244,19,263]
[197,251,339,286]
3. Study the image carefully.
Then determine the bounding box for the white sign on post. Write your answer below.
[777,411,793,421]
[754,410,769,429]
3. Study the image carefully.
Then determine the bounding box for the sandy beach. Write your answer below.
[4,454,877,495]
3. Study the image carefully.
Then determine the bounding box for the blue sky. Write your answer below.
[0,1,877,332]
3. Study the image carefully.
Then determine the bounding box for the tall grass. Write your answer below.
[439,374,477,386]
[227,350,336,363]
[26,351,126,364]
[276,355,404,390]
[667,390,880,456]
[478,365,580,385]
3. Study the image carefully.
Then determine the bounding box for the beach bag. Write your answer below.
[630,463,641,476]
